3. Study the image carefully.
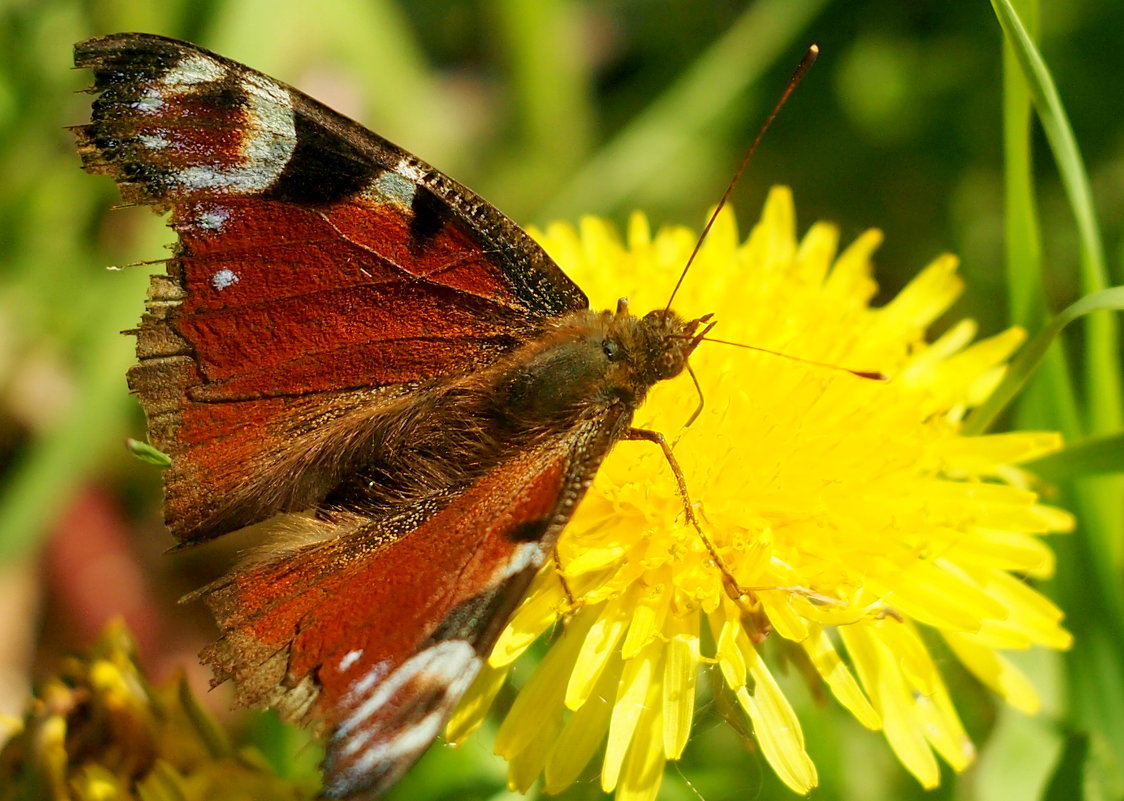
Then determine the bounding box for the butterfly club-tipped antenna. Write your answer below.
[696,336,889,382]
[663,45,887,414]
[663,43,819,313]
[661,45,819,429]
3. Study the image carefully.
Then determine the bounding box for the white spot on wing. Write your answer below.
[137,133,169,150]
[197,206,230,231]
[338,649,363,672]
[176,167,234,191]
[345,710,441,780]
[133,89,163,113]
[346,661,390,707]
[162,53,226,85]
[341,641,482,786]
[334,640,480,760]
[494,541,546,582]
[395,157,426,183]
[373,171,416,206]
[211,268,239,290]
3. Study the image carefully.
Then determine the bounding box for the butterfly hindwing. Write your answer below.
[73,33,589,545]
[196,411,626,799]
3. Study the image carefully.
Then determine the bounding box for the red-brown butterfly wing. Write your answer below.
[196,412,623,799]
[73,33,587,544]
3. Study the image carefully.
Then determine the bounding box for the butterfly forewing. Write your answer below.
[74,33,587,545]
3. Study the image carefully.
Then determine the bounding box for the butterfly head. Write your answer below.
[611,298,712,384]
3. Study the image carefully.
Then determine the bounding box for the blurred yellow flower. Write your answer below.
[0,621,312,801]
[448,187,1073,800]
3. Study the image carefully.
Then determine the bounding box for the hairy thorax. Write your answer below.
[320,303,696,517]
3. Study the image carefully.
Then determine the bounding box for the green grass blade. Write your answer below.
[991,6,1124,773]
[1000,0,1081,438]
[964,286,1124,436]
[1026,432,1124,480]
[126,439,171,468]
[1040,733,1088,801]
[991,0,1122,434]
[1001,0,1040,328]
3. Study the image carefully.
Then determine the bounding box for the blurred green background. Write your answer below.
[1,1,1121,800]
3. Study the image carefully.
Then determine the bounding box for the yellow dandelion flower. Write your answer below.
[447,186,1073,799]
[0,621,313,801]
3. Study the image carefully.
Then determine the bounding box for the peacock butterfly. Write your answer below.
[74,33,714,799]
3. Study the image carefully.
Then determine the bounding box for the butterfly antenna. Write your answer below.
[664,44,819,312]
[696,336,888,381]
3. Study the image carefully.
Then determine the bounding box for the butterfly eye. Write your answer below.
[602,339,622,362]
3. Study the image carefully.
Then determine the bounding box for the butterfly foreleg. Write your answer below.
[625,427,751,605]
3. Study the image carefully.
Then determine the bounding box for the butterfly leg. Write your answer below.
[552,548,579,614]
[625,428,750,604]
[626,430,847,632]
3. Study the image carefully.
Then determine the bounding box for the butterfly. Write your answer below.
[74,33,714,799]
